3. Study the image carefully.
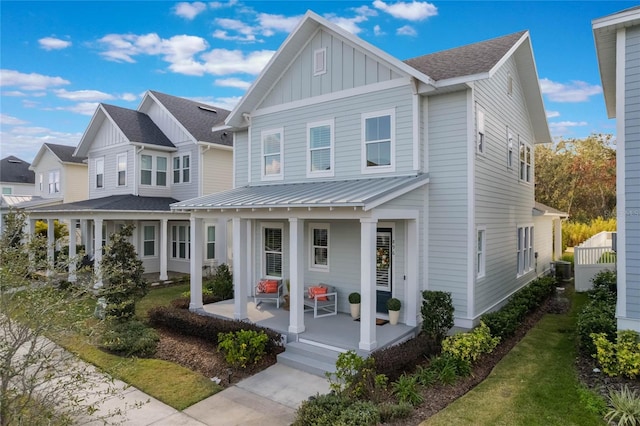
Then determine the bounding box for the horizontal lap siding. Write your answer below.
[136,148,173,199]
[33,152,62,199]
[474,56,537,317]
[427,91,469,317]
[202,148,233,195]
[626,26,640,319]
[251,85,415,182]
[89,145,134,199]
[234,131,249,187]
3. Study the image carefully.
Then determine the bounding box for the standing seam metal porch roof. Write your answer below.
[171,174,429,211]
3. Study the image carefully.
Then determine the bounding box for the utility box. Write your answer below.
[554,261,572,281]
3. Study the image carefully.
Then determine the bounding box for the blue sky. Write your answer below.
[0,1,635,162]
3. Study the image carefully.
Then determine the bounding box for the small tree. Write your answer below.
[421,290,454,342]
[206,263,233,300]
[98,224,148,322]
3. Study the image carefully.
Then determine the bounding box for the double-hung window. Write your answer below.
[173,154,190,184]
[206,226,216,260]
[38,173,43,192]
[517,225,534,276]
[507,128,514,169]
[307,120,334,177]
[263,226,282,277]
[156,157,167,186]
[142,224,156,257]
[310,224,329,271]
[520,140,532,183]
[48,170,60,194]
[171,225,190,260]
[141,155,152,185]
[261,129,283,180]
[476,106,485,155]
[477,227,486,279]
[117,153,127,186]
[95,158,104,189]
[362,110,394,173]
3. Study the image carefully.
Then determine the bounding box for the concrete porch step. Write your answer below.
[277,341,342,377]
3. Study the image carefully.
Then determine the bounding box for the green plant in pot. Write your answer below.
[387,297,401,325]
[349,292,361,319]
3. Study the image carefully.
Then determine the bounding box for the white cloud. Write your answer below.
[209,0,237,9]
[215,78,252,90]
[548,120,588,136]
[373,25,385,36]
[0,69,70,91]
[55,102,100,116]
[213,18,258,42]
[121,93,138,102]
[39,37,72,50]
[257,13,302,35]
[324,14,369,34]
[352,5,378,18]
[174,2,207,20]
[540,78,602,102]
[546,110,560,118]
[189,95,241,111]
[212,14,302,41]
[373,0,438,21]
[54,89,115,102]
[397,25,417,36]
[1,128,81,162]
[0,114,27,126]
[200,49,274,75]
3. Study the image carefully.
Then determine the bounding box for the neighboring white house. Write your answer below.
[0,155,35,229]
[172,11,562,353]
[593,6,640,332]
[28,90,233,284]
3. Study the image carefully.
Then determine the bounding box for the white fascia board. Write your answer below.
[592,8,640,30]
[130,142,178,152]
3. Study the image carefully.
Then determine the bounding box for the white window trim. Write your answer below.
[261,128,284,181]
[361,109,396,174]
[307,119,335,178]
[517,224,534,277]
[142,223,157,258]
[171,224,191,260]
[476,105,485,155]
[172,154,191,184]
[313,48,327,76]
[261,222,284,279]
[156,156,168,187]
[95,157,104,189]
[141,154,153,186]
[309,223,330,272]
[507,128,515,170]
[476,226,486,279]
[519,138,532,183]
[205,224,216,260]
[117,152,127,187]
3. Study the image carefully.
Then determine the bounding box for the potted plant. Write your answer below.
[348,292,361,319]
[387,297,401,325]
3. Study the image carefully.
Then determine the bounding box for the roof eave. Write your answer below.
[131,142,177,152]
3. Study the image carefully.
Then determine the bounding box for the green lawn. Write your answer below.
[423,292,605,426]
[136,283,190,319]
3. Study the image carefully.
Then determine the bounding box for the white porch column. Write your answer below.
[68,219,77,283]
[216,217,228,265]
[189,216,204,310]
[46,218,55,277]
[289,218,305,333]
[160,218,168,281]
[359,218,378,351]
[93,219,103,288]
[232,217,248,320]
[554,218,562,261]
[406,219,418,326]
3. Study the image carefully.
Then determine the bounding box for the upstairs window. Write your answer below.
[95,158,104,189]
[117,153,127,186]
[206,225,216,260]
[476,106,485,154]
[156,156,167,186]
[48,170,60,194]
[519,140,532,183]
[314,48,327,76]
[262,129,283,180]
[362,110,394,173]
[308,120,334,177]
[173,154,190,184]
[141,155,152,185]
[38,173,43,192]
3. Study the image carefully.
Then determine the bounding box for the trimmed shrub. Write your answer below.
[421,291,454,342]
[576,299,616,354]
[591,269,617,296]
[147,306,282,352]
[348,292,361,304]
[326,350,387,403]
[205,263,233,300]
[99,319,159,357]
[371,333,440,381]
[294,393,380,426]
[442,321,500,363]
[218,329,268,368]
[592,330,640,379]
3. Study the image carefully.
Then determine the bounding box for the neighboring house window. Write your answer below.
[48,170,60,194]
[262,129,283,180]
[206,225,216,260]
[141,155,152,185]
[314,48,327,76]
[264,226,282,277]
[143,225,156,257]
[2,187,11,195]
[117,153,127,186]
[38,173,43,192]
[477,227,486,279]
[362,110,394,173]
[519,140,532,183]
[517,225,534,276]
[157,156,167,186]
[307,120,334,177]
[95,158,104,189]
[173,155,191,184]
[476,106,485,154]
[310,224,329,271]
[171,225,190,260]
[507,128,514,169]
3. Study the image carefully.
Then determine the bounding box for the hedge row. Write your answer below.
[371,334,440,381]
[147,306,283,352]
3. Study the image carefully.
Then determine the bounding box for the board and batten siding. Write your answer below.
[202,148,233,196]
[260,29,403,109]
[88,145,134,199]
[91,116,128,151]
[625,25,640,320]
[473,55,538,317]
[427,90,470,318]
[250,85,415,183]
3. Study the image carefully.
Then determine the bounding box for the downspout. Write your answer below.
[200,143,212,197]
[243,113,252,185]
[134,145,144,196]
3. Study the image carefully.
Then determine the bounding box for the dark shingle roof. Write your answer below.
[44,143,86,164]
[101,104,175,149]
[404,31,527,82]
[1,156,35,184]
[29,194,179,212]
[150,91,232,147]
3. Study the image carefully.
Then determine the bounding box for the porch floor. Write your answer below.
[201,299,416,353]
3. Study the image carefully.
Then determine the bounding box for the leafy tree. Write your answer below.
[535,134,616,223]
[34,219,68,240]
[0,211,119,425]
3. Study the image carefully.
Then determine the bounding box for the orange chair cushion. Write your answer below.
[308,286,328,301]
[258,279,279,294]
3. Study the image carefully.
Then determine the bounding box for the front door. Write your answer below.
[376,228,392,314]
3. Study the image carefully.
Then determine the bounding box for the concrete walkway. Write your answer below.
[83,364,330,425]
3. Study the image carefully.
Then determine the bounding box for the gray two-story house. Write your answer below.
[173,11,562,355]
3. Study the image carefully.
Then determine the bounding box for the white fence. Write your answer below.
[574,231,616,292]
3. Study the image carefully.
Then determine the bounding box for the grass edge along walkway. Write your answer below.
[422,292,605,426]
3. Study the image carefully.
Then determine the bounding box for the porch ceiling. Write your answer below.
[172,174,429,212]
